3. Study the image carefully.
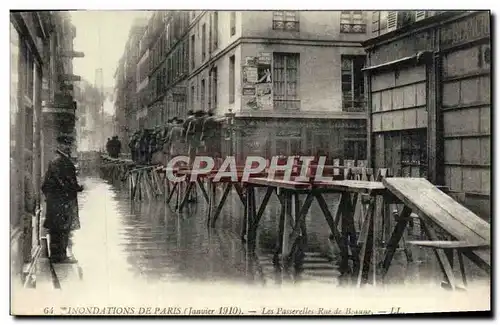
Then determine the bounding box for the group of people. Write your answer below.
[105,136,122,158]
[128,110,224,166]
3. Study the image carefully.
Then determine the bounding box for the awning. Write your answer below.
[362,51,433,73]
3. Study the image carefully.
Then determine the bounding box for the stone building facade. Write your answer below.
[10,11,83,287]
[115,11,373,161]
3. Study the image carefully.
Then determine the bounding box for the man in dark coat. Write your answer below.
[168,119,187,159]
[42,135,84,263]
[129,131,141,162]
[105,137,112,156]
[201,110,222,158]
[186,110,207,164]
[109,136,121,158]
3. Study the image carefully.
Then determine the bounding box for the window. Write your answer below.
[177,48,182,77]
[162,67,166,91]
[372,11,380,33]
[172,50,177,79]
[156,73,161,97]
[340,11,366,33]
[212,67,218,109]
[372,11,388,35]
[341,55,366,112]
[201,79,205,110]
[273,11,299,31]
[190,85,195,109]
[167,58,172,85]
[201,23,206,61]
[190,34,195,70]
[25,49,34,100]
[183,41,189,73]
[212,11,219,50]
[230,12,236,36]
[273,53,300,110]
[166,24,171,49]
[160,34,164,58]
[229,55,235,103]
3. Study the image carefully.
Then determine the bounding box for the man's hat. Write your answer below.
[56,135,74,145]
[194,110,205,117]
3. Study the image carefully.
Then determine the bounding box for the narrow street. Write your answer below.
[47,174,471,293]
[16,173,487,313]
[56,175,344,291]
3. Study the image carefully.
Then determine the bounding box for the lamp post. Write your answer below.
[224,108,236,158]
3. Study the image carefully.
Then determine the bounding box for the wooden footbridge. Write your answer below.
[98,155,491,290]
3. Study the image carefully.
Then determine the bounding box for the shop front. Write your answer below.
[235,117,367,163]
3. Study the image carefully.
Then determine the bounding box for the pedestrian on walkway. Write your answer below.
[41,135,83,264]
[105,137,112,157]
[109,136,121,158]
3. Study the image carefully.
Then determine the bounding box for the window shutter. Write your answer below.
[386,11,398,32]
[415,11,427,21]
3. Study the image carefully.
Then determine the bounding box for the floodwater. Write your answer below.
[70,173,489,291]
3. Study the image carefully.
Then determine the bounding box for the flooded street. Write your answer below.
[67,174,487,292]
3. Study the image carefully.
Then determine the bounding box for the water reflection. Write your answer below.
[78,175,488,289]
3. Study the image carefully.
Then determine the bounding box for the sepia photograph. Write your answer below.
[7,3,492,317]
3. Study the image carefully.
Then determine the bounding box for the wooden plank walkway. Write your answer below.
[382,178,491,273]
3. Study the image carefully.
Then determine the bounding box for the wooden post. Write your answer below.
[365,67,373,169]
[428,30,444,186]
[246,185,257,251]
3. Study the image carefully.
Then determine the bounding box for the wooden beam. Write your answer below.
[60,50,85,58]
[60,74,82,82]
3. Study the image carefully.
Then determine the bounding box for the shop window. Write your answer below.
[313,133,331,157]
[273,53,300,110]
[273,11,299,31]
[343,139,367,161]
[341,55,366,112]
[340,11,366,33]
[374,129,427,177]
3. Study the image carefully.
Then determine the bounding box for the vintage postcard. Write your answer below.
[9,6,491,317]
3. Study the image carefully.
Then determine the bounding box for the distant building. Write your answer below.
[75,80,102,151]
[114,17,149,152]
[362,11,491,220]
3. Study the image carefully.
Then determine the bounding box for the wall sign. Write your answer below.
[242,66,258,83]
[242,87,256,96]
[242,53,273,111]
[440,12,490,49]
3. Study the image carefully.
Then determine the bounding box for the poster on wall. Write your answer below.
[242,66,258,84]
[242,53,273,111]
